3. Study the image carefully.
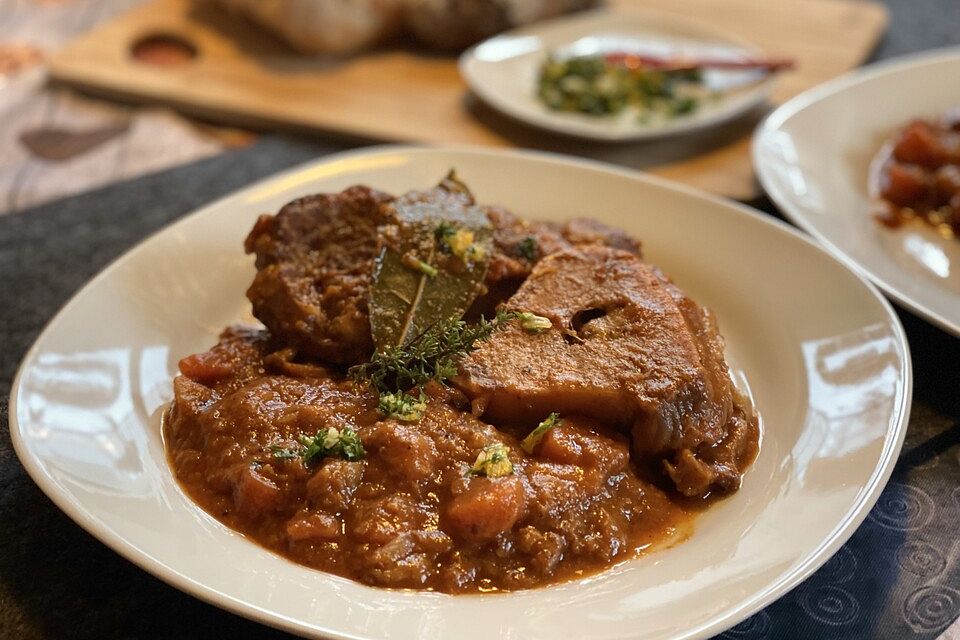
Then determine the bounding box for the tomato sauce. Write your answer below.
[165,327,702,593]
[871,110,960,235]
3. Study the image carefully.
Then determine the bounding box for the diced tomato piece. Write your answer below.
[286,512,341,542]
[233,465,282,516]
[893,121,949,169]
[933,165,960,206]
[178,350,235,385]
[536,425,583,465]
[881,162,931,207]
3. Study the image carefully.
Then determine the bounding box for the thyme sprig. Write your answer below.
[352,309,517,397]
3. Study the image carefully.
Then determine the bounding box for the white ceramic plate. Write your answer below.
[459,9,778,142]
[10,146,910,640]
[754,47,960,336]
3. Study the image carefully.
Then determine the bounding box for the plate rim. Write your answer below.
[9,144,913,640]
[752,45,960,337]
[458,7,776,142]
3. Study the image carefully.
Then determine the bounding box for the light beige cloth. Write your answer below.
[0,0,231,215]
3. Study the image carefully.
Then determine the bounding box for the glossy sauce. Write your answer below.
[165,328,714,593]
[871,110,960,236]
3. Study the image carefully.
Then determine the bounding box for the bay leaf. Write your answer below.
[370,172,493,350]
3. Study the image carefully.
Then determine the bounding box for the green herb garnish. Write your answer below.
[378,391,427,422]
[669,96,699,117]
[352,310,515,397]
[272,427,365,464]
[517,236,538,261]
[370,174,493,351]
[402,254,438,278]
[468,442,514,477]
[521,412,562,454]
[435,220,456,247]
[537,54,704,119]
[354,308,550,421]
[269,444,300,460]
[301,427,365,463]
[436,221,486,263]
[517,311,552,333]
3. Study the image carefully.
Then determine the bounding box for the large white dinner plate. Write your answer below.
[10,146,909,640]
[460,9,777,141]
[754,47,960,336]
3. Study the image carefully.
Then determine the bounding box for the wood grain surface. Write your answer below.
[49,0,889,199]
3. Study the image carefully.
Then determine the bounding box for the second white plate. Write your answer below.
[460,8,777,141]
[754,47,960,336]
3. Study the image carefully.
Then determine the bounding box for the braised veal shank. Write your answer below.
[168,176,759,593]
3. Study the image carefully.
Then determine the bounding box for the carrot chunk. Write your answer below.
[446,477,526,542]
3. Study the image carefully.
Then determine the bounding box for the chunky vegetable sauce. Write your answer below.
[166,328,701,592]
[165,177,759,593]
[872,110,960,235]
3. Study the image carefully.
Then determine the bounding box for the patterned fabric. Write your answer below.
[723,7,960,632]
[719,358,960,639]
[0,0,246,215]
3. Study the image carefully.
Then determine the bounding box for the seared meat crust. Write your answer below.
[244,185,395,364]
[454,245,757,497]
[245,183,642,364]
[484,206,642,284]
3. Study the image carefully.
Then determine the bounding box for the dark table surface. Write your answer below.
[2,1,959,638]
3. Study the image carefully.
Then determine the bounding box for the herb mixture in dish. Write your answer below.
[537,52,795,123]
[871,110,960,236]
[165,173,760,593]
[538,54,706,119]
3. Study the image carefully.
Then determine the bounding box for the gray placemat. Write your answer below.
[0,136,340,640]
[3,1,960,637]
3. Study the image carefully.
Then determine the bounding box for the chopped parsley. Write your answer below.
[378,390,427,422]
[538,54,704,119]
[435,221,486,262]
[521,412,562,454]
[669,96,698,117]
[517,311,552,333]
[516,236,538,261]
[271,426,365,464]
[302,427,365,463]
[268,444,300,460]
[434,220,456,245]
[468,442,514,477]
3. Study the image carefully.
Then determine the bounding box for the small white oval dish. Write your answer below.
[459,9,779,142]
[754,47,960,336]
[10,146,909,640]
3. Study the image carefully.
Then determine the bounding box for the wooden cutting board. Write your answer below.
[48,0,888,200]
